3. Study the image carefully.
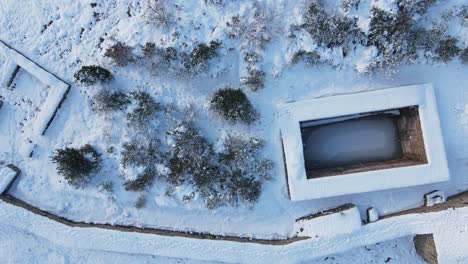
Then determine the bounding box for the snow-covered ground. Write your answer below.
[0,0,467,262]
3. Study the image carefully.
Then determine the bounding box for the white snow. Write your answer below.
[0,197,466,263]
[0,57,17,87]
[0,165,18,193]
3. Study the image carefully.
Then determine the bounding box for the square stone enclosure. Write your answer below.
[279,84,450,201]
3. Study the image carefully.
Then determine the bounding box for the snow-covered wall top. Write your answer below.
[0,40,71,155]
[0,165,20,194]
[279,84,450,201]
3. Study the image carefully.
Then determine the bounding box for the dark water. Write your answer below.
[301,115,403,170]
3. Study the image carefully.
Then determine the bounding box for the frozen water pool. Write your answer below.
[301,114,403,175]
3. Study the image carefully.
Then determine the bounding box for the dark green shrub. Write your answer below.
[51,144,101,187]
[167,121,216,185]
[210,87,258,124]
[186,41,221,70]
[461,48,468,64]
[94,90,131,112]
[435,37,462,62]
[105,42,135,66]
[74,65,113,85]
[291,50,321,65]
[126,91,160,127]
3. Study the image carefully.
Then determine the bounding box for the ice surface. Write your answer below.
[302,115,403,170]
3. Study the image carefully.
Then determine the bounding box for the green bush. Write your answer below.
[435,37,462,62]
[210,87,258,124]
[105,42,135,66]
[51,144,101,187]
[94,90,131,112]
[74,65,113,85]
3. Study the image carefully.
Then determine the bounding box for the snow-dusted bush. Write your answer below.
[74,65,113,85]
[303,0,361,49]
[435,37,462,62]
[166,121,272,208]
[398,0,437,15]
[210,87,258,124]
[51,144,101,188]
[461,48,468,64]
[141,42,179,73]
[184,41,221,71]
[291,50,321,65]
[135,195,147,209]
[145,0,172,28]
[105,42,135,67]
[241,68,266,91]
[218,135,273,205]
[126,91,161,128]
[167,121,217,186]
[460,5,468,26]
[94,90,131,112]
[121,140,161,191]
[98,181,114,193]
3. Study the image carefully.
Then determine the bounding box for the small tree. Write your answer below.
[210,87,258,124]
[51,144,101,187]
[74,65,112,85]
[135,195,147,209]
[105,42,135,66]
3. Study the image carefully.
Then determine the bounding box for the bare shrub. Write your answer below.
[226,2,276,50]
[435,37,462,62]
[241,68,266,91]
[121,139,161,192]
[51,144,101,188]
[145,0,172,28]
[461,48,468,64]
[74,65,112,85]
